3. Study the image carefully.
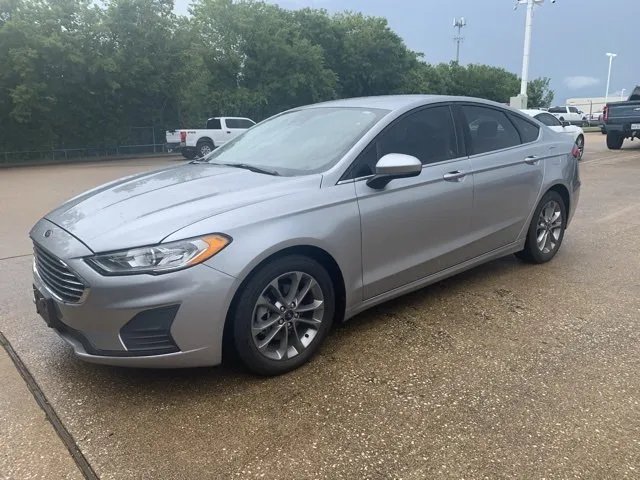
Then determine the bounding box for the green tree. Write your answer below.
[526,77,554,108]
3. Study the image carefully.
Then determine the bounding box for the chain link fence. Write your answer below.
[0,127,181,165]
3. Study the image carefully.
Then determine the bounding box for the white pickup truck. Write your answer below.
[547,106,588,126]
[166,117,256,159]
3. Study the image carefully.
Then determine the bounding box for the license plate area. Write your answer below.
[33,286,62,329]
[631,123,640,130]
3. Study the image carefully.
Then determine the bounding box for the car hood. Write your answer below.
[44,163,321,252]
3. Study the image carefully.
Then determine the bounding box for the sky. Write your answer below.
[174,0,637,104]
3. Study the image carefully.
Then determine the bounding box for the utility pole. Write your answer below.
[453,17,466,63]
[510,0,553,109]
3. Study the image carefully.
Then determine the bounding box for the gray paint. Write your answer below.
[30,95,580,368]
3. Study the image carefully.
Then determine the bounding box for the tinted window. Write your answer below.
[548,107,565,114]
[379,106,459,164]
[569,107,579,113]
[509,114,540,143]
[349,105,460,178]
[226,118,255,129]
[461,105,522,155]
[206,118,222,129]
[535,112,562,127]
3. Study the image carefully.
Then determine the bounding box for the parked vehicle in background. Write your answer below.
[30,95,581,376]
[603,86,640,150]
[586,111,603,126]
[521,109,585,160]
[548,106,588,126]
[166,117,256,159]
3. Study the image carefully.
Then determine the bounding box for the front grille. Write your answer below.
[33,245,86,303]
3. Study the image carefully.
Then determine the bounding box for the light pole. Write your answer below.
[510,0,552,109]
[605,52,617,104]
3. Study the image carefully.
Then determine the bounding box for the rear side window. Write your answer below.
[548,107,565,114]
[226,118,255,129]
[509,113,540,143]
[206,118,222,129]
[461,105,522,155]
[535,113,562,127]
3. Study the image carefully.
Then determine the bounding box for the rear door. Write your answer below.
[457,103,545,256]
[223,118,256,141]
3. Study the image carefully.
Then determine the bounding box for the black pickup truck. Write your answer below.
[604,86,640,150]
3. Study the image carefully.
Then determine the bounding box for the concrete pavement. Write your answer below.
[1,134,638,479]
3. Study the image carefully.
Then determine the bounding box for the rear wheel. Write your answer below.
[606,133,624,150]
[182,149,196,160]
[516,191,567,264]
[196,140,214,158]
[231,255,335,376]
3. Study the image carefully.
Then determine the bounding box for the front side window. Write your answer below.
[348,105,460,179]
[569,107,579,113]
[535,113,562,127]
[461,105,522,155]
[202,107,389,176]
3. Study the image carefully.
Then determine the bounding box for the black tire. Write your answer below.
[516,190,567,264]
[606,133,624,150]
[231,255,336,376]
[182,149,196,160]
[196,140,214,158]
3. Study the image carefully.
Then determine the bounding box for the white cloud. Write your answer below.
[564,76,600,89]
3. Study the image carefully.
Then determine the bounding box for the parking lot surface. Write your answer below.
[1,135,638,479]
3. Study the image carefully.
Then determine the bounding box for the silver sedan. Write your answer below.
[30,95,581,375]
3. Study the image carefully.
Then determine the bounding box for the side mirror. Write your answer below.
[366,153,422,189]
[561,120,571,127]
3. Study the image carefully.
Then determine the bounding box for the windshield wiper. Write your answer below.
[215,163,281,176]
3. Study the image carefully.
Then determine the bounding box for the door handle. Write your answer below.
[226,131,231,134]
[443,170,466,181]
[524,155,540,165]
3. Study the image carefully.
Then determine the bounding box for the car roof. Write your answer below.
[295,94,516,113]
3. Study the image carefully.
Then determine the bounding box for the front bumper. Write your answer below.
[30,219,236,368]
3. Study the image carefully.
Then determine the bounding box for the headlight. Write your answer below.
[86,234,231,275]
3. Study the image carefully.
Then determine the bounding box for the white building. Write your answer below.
[565,94,628,116]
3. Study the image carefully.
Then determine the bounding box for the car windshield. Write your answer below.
[201,107,389,175]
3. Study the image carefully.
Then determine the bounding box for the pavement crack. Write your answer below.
[0,331,99,480]
[0,253,32,262]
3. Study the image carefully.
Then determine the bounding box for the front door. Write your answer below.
[351,104,475,300]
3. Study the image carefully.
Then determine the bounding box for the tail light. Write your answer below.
[603,106,608,121]
[180,131,187,142]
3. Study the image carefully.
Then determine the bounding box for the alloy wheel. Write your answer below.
[536,200,563,254]
[251,271,325,361]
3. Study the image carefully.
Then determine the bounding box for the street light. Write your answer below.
[510,0,553,109]
[605,52,617,104]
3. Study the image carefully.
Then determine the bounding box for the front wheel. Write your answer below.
[231,255,336,376]
[575,135,584,161]
[516,191,567,264]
